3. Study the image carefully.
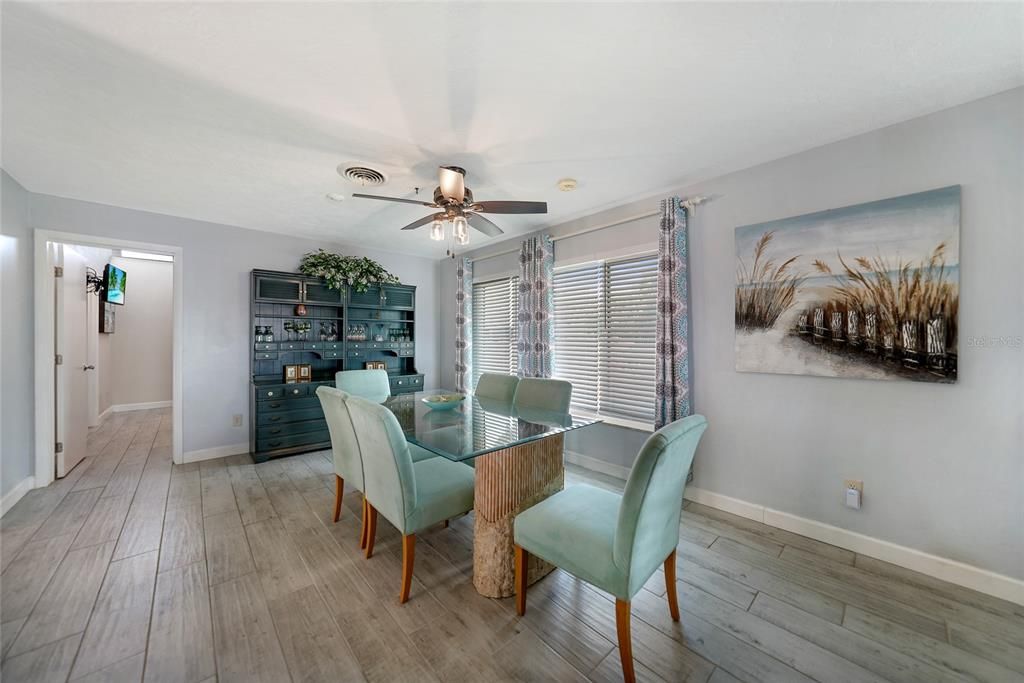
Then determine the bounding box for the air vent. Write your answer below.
[338,165,387,187]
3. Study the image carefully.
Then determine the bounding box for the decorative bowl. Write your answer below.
[421,393,466,411]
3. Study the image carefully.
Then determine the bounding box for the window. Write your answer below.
[471,275,519,390]
[553,254,658,427]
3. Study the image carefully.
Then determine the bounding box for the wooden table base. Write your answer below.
[472,434,564,598]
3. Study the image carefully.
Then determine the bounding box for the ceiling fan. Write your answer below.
[352,166,547,253]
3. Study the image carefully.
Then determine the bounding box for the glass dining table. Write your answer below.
[382,389,600,598]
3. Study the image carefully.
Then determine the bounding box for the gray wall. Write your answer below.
[1,182,442,475]
[445,88,1024,580]
[1,172,34,497]
[107,256,173,406]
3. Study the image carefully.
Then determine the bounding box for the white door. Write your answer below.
[55,245,90,477]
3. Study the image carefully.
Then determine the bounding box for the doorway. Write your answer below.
[33,231,183,488]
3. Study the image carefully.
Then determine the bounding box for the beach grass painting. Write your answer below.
[735,186,960,383]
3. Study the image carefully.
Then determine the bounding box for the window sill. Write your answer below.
[576,413,654,433]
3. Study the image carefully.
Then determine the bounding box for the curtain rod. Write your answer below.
[467,195,711,263]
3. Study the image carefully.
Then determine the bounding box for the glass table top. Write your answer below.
[382,389,600,462]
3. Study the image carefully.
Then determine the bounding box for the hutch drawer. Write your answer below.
[390,374,423,393]
[257,430,331,453]
[259,396,321,412]
[256,406,324,425]
[256,419,328,439]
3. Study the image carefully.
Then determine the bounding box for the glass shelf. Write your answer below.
[254,314,345,320]
[347,317,414,324]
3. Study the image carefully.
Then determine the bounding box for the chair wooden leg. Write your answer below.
[664,549,680,622]
[333,475,344,523]
[514,545,528,616]
[615,599,636,683]
[359,497,368,549]
[364,502,378,559]
[400,534,416,603]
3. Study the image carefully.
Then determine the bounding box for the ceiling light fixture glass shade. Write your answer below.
[430,219,445,241]
[453,216,469,245]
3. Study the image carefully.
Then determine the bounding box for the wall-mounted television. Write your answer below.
[104,263,127,305]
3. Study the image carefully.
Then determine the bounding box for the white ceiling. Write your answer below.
[3,2,1021,258]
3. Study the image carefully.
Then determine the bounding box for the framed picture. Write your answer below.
[297,364,312,382]
[365,361,386,370]
[283,364,298,383]
[99,301,115,334]
[735,186,960,383]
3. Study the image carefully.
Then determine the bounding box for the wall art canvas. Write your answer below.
[735,186,960,383]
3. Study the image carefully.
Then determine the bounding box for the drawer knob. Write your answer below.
[267,391,274,397]
[292,389,300,395]
[269,441,282,447]
[270,428,281,434]
[269,403,281,408]
[270,416,281,422]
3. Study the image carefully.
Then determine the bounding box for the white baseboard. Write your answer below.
[1,476,36,517]
[111,400,172,413]
[97,406,113,423]
[183,442,250,464]
[682,486,1024,607]
[564,450,631,481]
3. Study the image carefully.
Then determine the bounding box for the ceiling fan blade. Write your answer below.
[438,166,465,203]
[467,212,504,237]
[352,193,436,208]
[400,214,440,231]
[473,200,548,214]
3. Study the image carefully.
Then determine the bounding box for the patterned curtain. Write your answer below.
[517,234,554,378]
[455,257,473,393]
[655,198,693,428]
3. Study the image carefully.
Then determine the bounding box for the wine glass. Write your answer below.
[284,321,294,342]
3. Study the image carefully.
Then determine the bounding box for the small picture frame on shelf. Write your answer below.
[283,364,299,383]
[365,361,386,370]
[297,364,313,382]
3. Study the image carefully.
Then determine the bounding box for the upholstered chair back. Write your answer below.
[512,378,573,414]
[316,386,363,490]
[613,414,707,597]
[336,369,391,402]
[475,373,520,403]
[343,394,417,533]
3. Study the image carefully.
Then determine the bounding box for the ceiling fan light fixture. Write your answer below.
[453,215,469,244]
[430,219,445,241]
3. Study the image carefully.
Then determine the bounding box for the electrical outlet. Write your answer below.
[232,414,243,427]
[844,479,863,510]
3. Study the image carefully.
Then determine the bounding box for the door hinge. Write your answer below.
[54,266,64,277]
[55,354,63,365]
[55,442,64,453]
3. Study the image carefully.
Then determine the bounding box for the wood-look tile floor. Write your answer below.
[2,408,1022,682]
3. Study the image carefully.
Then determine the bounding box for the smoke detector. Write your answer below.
[338,165,387,187]
[557,178,578,192]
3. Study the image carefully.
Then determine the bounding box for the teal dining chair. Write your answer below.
[318,384,436,551]
[513,414,708,683]
[475,372,519,403]
[316,386,370,546]
[513,377,573,413]
[336,369,391,402]
[344,394,476,603]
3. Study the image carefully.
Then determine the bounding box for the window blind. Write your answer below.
[601,255,659,423]
[471,276,519,390]
[551,262,603,415]
[552,254,658,426]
